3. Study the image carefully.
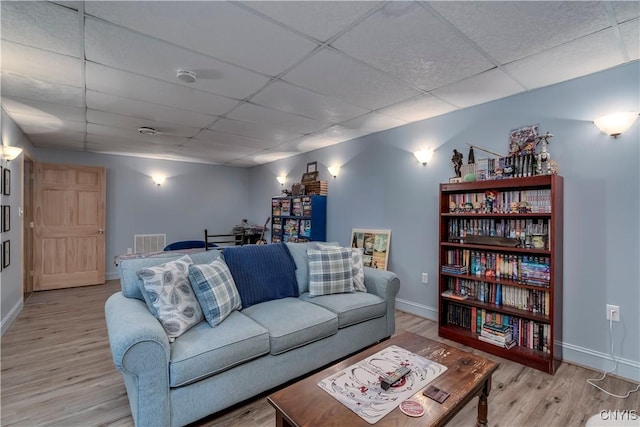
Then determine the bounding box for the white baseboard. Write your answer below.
[1,297,23,336]
[562,341,640,383]
[105,271,119,281]
[395,298,438,321]
[394,300,640,383]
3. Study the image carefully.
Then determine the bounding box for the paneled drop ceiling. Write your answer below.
[1,1,638,166]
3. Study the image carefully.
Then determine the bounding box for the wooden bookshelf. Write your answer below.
[438,175,563,374]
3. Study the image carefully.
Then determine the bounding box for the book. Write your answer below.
[478,334,516,349]
[481,329,512,342]
[441,290,468,300]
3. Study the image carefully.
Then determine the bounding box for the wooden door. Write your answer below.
[33,163,106,290]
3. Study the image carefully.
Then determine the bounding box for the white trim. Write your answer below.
[395,298,438,321]
[562,341,640,383]
[393,301,640,383]
[105,271,119,281]
[1,297,23,336]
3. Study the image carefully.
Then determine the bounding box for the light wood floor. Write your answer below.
[2,280,638,426]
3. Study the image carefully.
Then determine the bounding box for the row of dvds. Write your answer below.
[448,189,552,214]
[445,277,550,315]
[272,196,314,217]
[444,249,550,286]
[447,218,549,247]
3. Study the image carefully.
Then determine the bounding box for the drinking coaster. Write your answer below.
[400,400,424,417]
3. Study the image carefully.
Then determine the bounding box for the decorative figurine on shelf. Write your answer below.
[449,201,457,213]
[281,188,292,196]
[473,201,482,213]
[535,132,553,175]
[452,149,463,177]
[484,190,497,213]
[467,146,475,164]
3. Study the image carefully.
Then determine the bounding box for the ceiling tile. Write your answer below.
[84,18,270,100]
[86,90,217,129]
[242,1,382,41]
[278,135,344,153]
[612,2,640,23]
[503,29,626,90]
[378,95,458,123]
[333,2,494,91]
[429,1,610,64]
[1,41,83,87]
[85,134,181,155]
[621,19,640,61]
[339,112,407,133]
[20,119,85,135]
[0,1,80,57]
[86,63,239,115]
[311,125,371,143]
[210,118,302,143]
[431,69,524,109]
[227,102,328,134]
[87,110,201,138]
[87,123,188,146]
[1,74,83,107]
[248,149,301,165]
[2,97,85,122]
[250,81,368,123]
[194,129,278,150]
[29,133,85,150]
[85,1,317,76]
[283,48,421,110]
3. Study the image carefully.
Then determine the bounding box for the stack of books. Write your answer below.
[441,264,468,275]
[478,322,516,349]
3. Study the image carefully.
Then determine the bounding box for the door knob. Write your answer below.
[98,229,104,234]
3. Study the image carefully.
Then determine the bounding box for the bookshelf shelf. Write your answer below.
[438,174,563,375]
[271,195,326,243]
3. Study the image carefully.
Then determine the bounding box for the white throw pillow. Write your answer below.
[137,255,203,341]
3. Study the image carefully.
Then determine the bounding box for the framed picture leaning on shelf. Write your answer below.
[350,228,391,270]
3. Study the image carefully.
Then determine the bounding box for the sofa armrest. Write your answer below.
[363,267,400,337]
[105,292,171,427]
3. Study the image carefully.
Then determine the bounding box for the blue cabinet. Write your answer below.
[271,195,326,243]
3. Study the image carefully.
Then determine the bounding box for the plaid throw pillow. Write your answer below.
[317,244,366,292]
[307,248,354,297]
[188,258,242,327]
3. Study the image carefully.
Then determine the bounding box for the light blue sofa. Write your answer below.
[105,242,400,427]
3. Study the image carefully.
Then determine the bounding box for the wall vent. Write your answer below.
[134,234,167,253]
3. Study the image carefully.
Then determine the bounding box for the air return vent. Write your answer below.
[134,234,167,253]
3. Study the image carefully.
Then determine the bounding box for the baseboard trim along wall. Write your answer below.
[395,298,438,322]
[396,301,640,383]
[1,298,23,336]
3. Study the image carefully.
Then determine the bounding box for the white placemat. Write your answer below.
[317,345,447,424]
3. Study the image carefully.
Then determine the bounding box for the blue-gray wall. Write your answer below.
[1,62,638,381]
[249,62,640,381]
[34,149,251,280]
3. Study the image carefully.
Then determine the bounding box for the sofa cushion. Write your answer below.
[307,248,354,297]
[300,291,387,328]
[137,255,203,341]
[119,250,222,301]
[241,298,338,355]
[223,243,298,309]
[317,244,366,292]
[188,258,241,327]
[169,311,270,387]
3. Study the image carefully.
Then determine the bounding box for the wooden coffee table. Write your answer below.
[268,331,499,427]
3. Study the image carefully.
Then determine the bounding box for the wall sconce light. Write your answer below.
[413,149,433,166]
[152,175,166,186]
[327,166,340,178]
[1,145,23,162]
[276,176,287,186]
[594,112,639,137]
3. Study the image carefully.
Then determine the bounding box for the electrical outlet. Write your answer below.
[421,273,429,284]
[606,304,620,322]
